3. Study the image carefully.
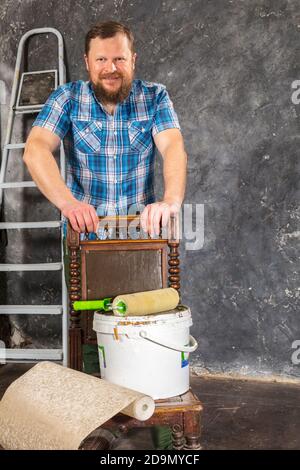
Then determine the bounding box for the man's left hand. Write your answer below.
[140,200,181,237]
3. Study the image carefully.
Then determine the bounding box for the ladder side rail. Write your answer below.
[59,143,68,366]
[0,27,67,365]
[0,27,65,206]
[0,146,9,205]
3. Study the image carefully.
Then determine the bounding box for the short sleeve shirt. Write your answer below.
[32,79,181,216]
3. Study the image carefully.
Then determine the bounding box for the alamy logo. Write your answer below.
[291,340,300,365]
[291,81,300,104]
[94,201,205,251]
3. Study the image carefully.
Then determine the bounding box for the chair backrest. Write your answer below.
[67,215,180,343]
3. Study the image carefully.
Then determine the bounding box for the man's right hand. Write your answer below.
[60,201,99,233]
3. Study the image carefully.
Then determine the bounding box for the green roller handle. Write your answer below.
[73,298,112,312]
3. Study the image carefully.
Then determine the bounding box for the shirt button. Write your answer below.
[141,127,145,132]
[114,131,117,136]
[114,179,118,183]
[114,156,117,159]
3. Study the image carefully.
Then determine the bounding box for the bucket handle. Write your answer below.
[139,330,198,353]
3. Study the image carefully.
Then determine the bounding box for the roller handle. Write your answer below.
[73,298,112,311]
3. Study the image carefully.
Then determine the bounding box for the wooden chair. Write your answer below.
[67,215,202,450]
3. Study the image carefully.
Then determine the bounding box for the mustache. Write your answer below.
[99,73,123,79]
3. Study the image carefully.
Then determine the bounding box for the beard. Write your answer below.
[91,72,133,105]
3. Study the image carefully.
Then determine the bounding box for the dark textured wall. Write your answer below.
[0,0,299,378]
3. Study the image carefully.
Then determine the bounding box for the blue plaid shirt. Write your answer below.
[33,79,180,220]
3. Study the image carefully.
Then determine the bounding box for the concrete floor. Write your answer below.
[0,364,300,450]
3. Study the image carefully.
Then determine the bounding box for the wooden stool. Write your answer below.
[80,389,203,450]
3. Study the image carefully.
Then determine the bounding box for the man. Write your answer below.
[23,21,187,237]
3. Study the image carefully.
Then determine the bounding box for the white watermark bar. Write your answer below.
[86,201,205,251]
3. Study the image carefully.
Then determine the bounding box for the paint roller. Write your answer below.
[73,287,180,317]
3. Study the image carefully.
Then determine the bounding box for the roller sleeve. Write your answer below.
[112,287,179,316]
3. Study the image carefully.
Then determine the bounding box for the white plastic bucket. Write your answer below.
[93,306,198,399]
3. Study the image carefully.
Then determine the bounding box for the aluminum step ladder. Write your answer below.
[0,28,68,365]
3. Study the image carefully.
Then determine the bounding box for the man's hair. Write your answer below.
[85,21,135,55]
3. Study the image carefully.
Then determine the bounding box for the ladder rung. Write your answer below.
[0,263,62,271]
[4,143,26,149]
[0,349,63,361]
[0,221,61,229]
[14,108,42,115]
[0,305,63,315]
[0,181,36,188]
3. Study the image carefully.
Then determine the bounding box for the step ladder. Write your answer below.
[0,28,68,365]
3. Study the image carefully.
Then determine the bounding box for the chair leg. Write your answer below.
[183,434,202,450]
[79,427,116,450]
[69,327,83,371]
[183,411,202,450]
[171,424,185,450]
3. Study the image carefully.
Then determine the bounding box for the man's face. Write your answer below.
[84,33,136,105]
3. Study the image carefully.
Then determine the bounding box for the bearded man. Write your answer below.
[24,21,187,236]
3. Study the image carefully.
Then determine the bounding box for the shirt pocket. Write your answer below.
[128,120,153,154]
[72,120,103,153]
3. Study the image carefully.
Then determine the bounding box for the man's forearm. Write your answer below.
[140,144,187,236]
[162,144,187,206]
[23,143,76,211]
